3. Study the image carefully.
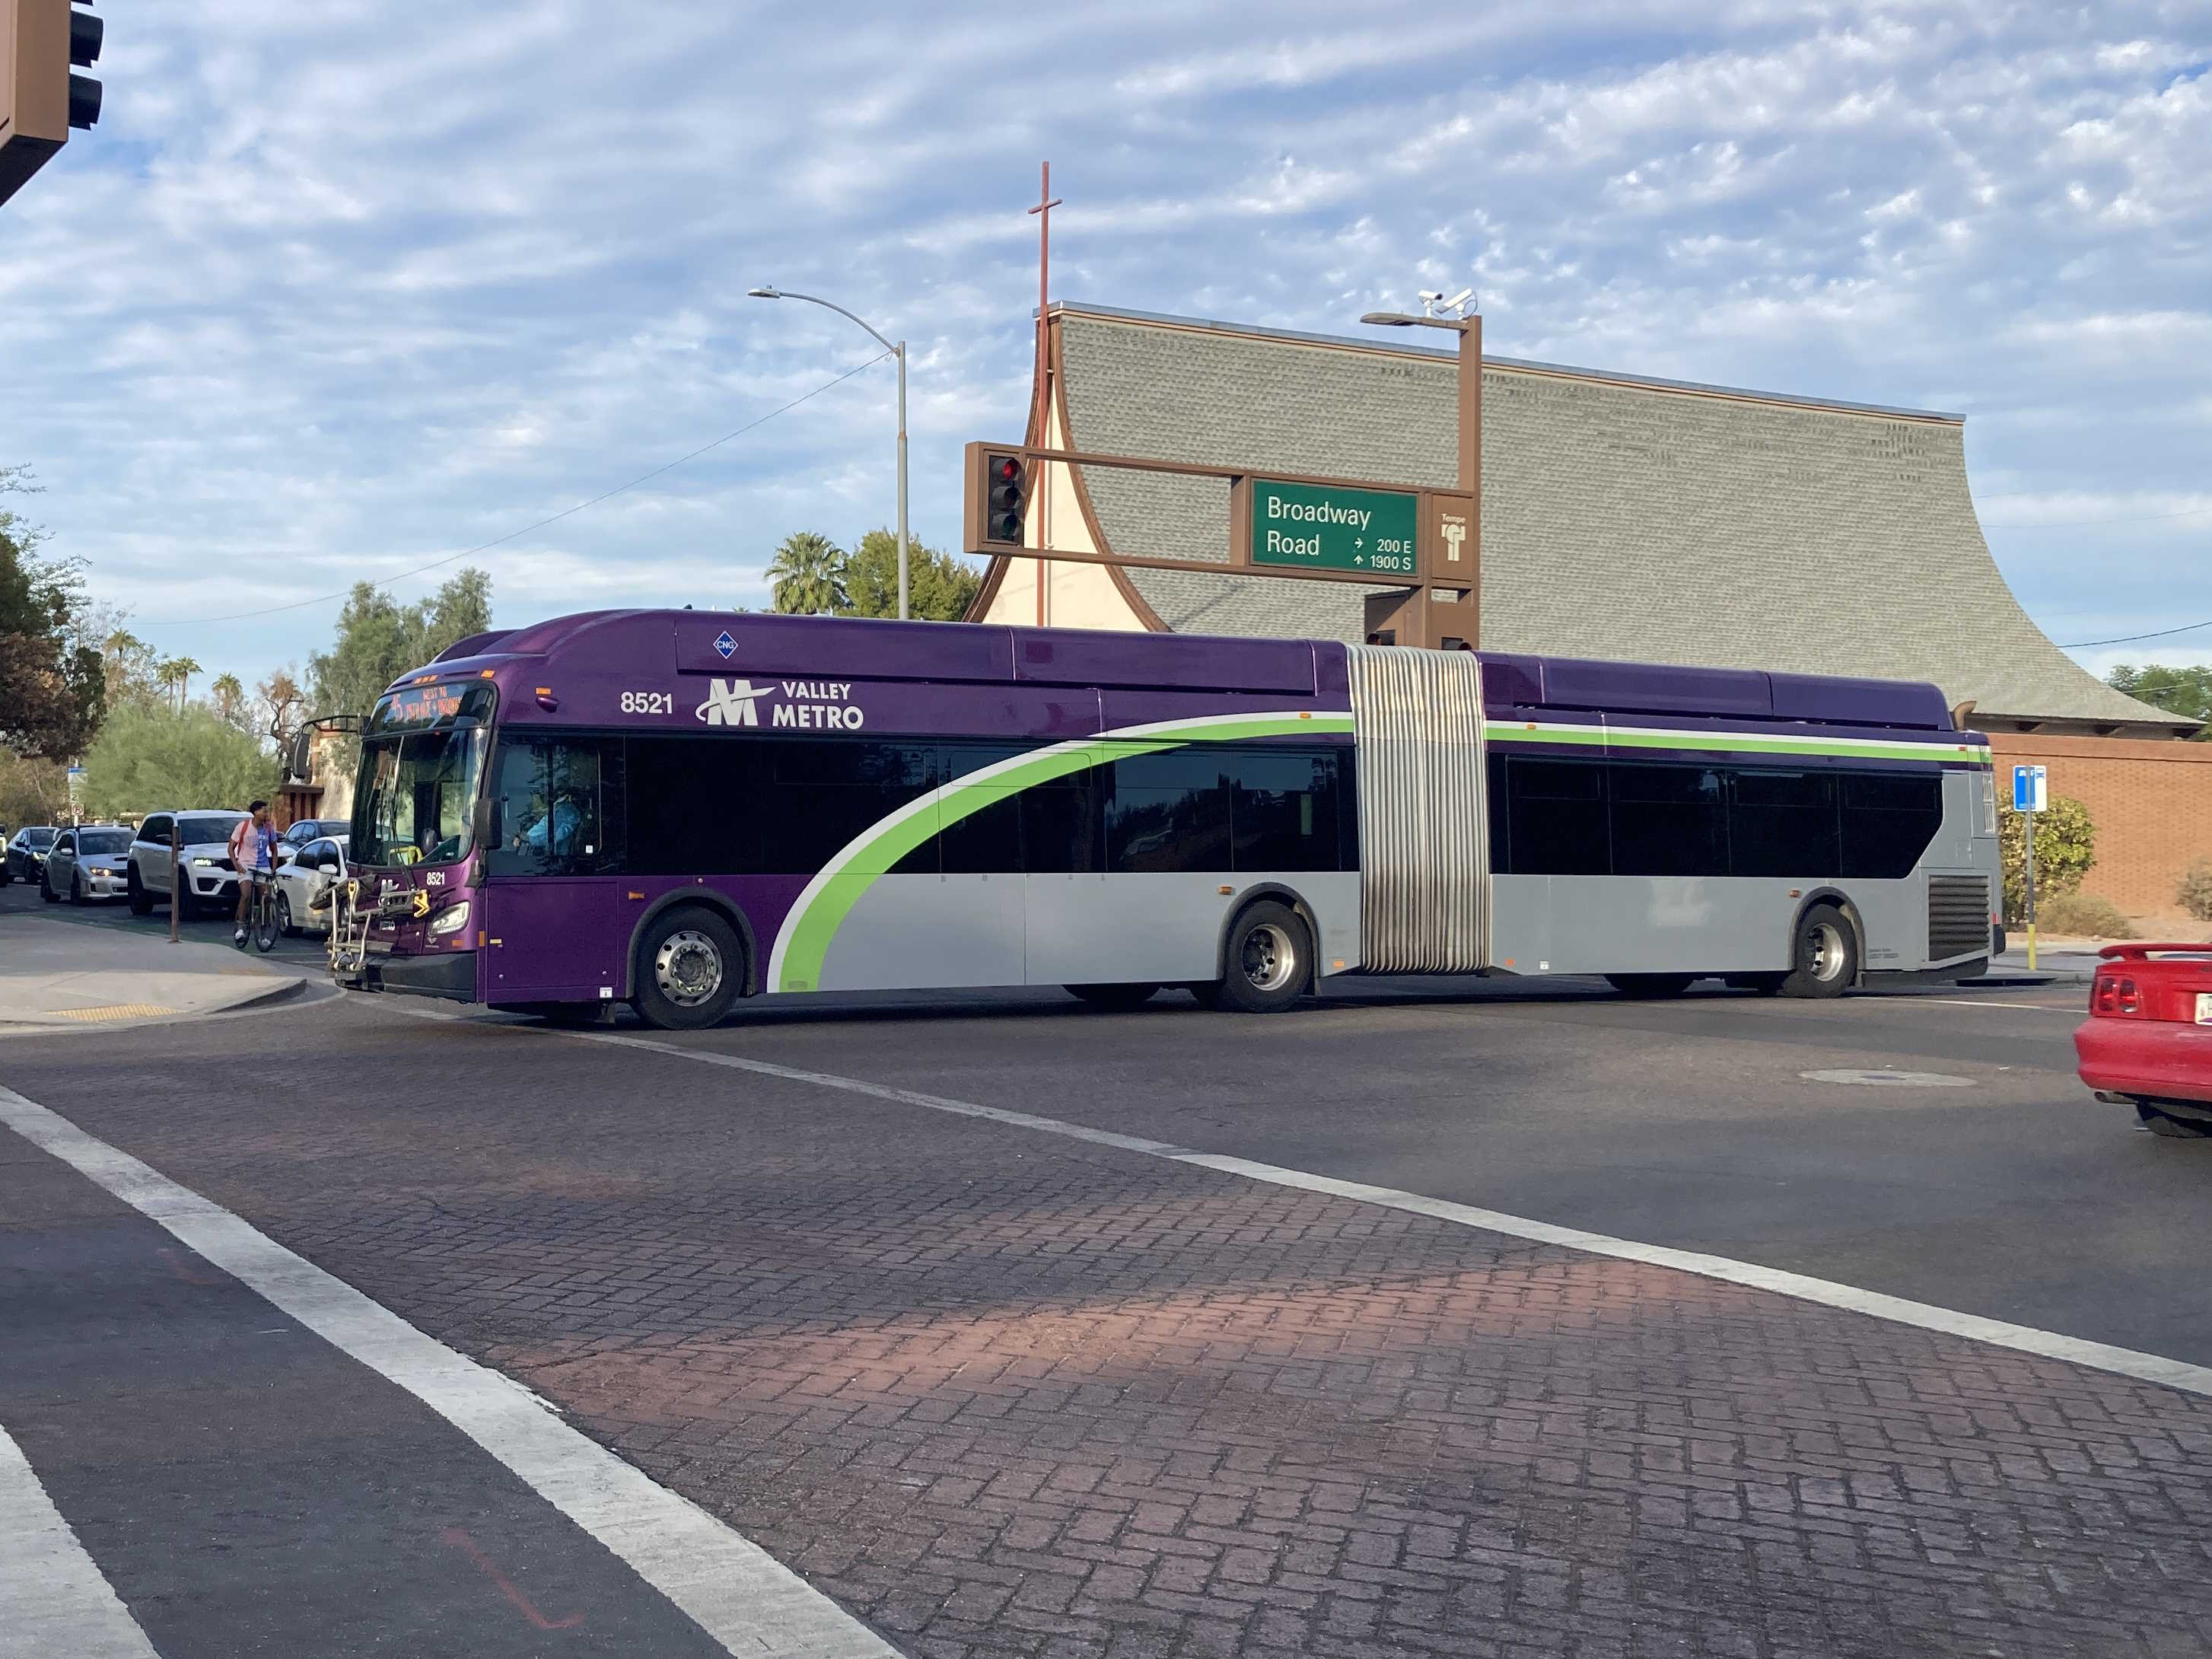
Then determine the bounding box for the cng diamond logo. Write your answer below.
[695,678,771,727]
[712,630,737,659]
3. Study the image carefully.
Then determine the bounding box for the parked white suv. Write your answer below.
[126,810,249,918]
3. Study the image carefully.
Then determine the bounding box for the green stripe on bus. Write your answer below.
[1483,723,1991,766]
[771,712,1355,992]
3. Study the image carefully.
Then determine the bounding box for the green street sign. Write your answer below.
[1249,478,1418,576]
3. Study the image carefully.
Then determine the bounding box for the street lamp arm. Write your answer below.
[749,286,898,356]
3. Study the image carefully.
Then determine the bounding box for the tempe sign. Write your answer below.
[1248,479,1419,576]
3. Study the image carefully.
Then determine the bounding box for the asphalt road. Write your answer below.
[8,907,2209,1659]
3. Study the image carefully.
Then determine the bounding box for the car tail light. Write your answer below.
[2094,973,2144,1016]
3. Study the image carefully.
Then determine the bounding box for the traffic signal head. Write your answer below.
[985,452,1026,546]
[2,0,102,209]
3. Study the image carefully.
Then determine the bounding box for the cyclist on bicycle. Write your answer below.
[230,800,277,947]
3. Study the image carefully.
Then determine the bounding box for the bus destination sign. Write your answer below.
[1248,479,1418,577]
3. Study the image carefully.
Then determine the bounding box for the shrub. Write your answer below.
[1997,796,2096,925]
[2179,858,2212,924]
[2034,890,2134,940]
[79,703,280,821]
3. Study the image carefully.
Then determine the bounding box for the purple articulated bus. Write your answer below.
[332,609,2001,1028]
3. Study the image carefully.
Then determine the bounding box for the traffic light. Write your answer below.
[985,452,1027,544]
[962,444,1030,552]
[1,0,100,209]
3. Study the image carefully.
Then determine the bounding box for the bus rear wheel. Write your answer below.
[1781,904,1857,999]
[632,907,743,1031]
[1197,901,1310,1014]
[1066,983,1160,1011]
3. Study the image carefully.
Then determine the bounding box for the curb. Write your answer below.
[0,973,310,1034]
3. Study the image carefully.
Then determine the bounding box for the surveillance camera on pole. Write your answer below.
[0,0,101,208]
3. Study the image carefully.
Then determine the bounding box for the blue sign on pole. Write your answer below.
[2012,764,2046,813]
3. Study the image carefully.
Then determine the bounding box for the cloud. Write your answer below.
[0,0,2204,699]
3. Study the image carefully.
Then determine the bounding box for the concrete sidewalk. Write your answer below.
[0,913,300,1030]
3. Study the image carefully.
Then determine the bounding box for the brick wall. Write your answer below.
[1986,733,2212,917]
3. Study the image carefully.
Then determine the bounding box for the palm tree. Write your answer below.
[210,672,246,726]
[156,655,201,714]
[766,532,848,616]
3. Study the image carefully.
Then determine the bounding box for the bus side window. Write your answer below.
[1730,769,1839,877]
[1503,757,1609,876]
[1106,747,1231,874]
[626,735,762,875]
[1609,763,1727,877]
[488,738,621,877]
[1228,747,1340,872]
[1838,772,1942,878]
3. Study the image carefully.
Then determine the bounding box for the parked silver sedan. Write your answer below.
[272,833,350,935]
[42,825,134,904]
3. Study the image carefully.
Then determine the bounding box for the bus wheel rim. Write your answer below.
[656,930,723,1005]
[1242,923,1296,993]
[1808,921,1846,980]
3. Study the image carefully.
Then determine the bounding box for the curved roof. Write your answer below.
[1043,303,2185,736]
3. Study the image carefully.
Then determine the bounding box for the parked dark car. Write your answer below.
[5,825,59,886]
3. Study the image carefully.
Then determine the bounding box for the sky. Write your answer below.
[0,0,2206,696]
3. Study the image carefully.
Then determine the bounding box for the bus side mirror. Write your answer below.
[473,796,496,849]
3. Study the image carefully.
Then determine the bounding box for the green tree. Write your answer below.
[842,529,983,622]
[0,750,68,830]
[0,484,105,761]
[79,703,282,820]
[307,569,494,724]
[2109,664,2212,736]
[766,531,848,616]
[1997,796,2097,925]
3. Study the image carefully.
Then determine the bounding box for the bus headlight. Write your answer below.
[428,901,472,938]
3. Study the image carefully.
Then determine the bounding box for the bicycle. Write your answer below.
[235,869,280,954]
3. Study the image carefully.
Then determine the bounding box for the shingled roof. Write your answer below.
[979,302,2185,737]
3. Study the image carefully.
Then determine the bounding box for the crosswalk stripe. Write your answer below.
[0,1084,895,1659]
[0,1422,160,1659]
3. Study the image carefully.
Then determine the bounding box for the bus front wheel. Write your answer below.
[1781,904,1857,999]
[632,907,743,1030]
[1196,901,1311,1014]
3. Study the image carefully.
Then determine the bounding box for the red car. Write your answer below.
[2076,944,2212,1137]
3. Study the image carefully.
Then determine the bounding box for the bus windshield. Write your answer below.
[352,681,496,866]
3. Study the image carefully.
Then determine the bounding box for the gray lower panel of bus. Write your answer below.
[1490,868,1990,977]
[816,871,1364,992]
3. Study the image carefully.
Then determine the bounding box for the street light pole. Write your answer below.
[1359,297,1483,649]
[748,285,910,621]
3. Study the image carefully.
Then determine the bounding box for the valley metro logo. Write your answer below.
[695,678,772,727]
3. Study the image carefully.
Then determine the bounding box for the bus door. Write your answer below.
[482,736,624,1004]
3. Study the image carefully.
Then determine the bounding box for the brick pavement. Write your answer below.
[8,1005,2212,1658]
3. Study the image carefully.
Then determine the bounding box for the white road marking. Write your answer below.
[1899,996,2082,1012]
[1800,1068,1975,1087]
[558,1027,2212,1403]
[0,1085,894,1659]
[0,1422,159,1659]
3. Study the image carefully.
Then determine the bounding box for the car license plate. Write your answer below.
[2198,993,2212,1025]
